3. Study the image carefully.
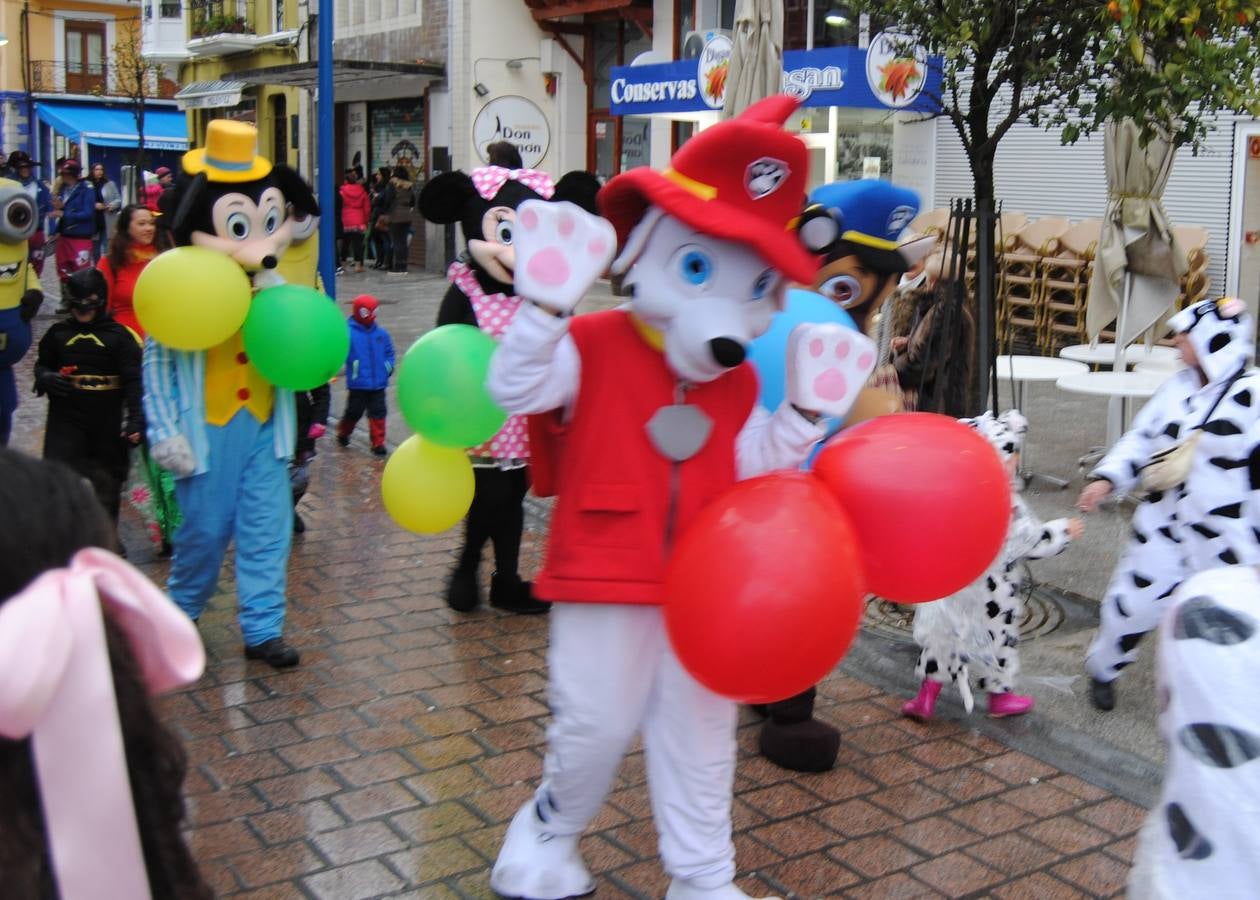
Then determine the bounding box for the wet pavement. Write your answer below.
[5,266,1160,897]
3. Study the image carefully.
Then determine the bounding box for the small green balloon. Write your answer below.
[241,285,350,391]
[397,324,507,447]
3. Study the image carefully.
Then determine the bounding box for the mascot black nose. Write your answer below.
[262,255,277,269]
[709,337,746,368]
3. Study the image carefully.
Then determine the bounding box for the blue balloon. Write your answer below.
[748,288,857,413]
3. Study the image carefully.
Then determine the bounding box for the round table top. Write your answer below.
[995,355,1090,381]
[1133,358,1186,375]
[1059,343,1179,366]
[1056,370,1171,399]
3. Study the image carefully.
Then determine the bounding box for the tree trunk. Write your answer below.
[970,153,998,414]
[133,99,147,205]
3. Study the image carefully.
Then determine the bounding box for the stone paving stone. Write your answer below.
[2,272,1154,897]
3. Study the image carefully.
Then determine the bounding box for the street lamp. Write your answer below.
[0,34,9,46]
[824,10,849,27]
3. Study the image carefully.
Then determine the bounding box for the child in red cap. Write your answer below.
[336,294,395,455]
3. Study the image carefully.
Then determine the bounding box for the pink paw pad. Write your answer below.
[519,208,539,229]
[557,213,575,237]
[812,368,848,402]
[526,247,571,286]
[810,338,824,357]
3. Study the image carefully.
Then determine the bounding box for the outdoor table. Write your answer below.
[1056,370,1172,453]
[1059,343,1179,367]
[995,355,1089,487]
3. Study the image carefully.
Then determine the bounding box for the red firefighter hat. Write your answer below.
[598,95,819,286]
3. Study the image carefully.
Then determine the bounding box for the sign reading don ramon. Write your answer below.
[474,97,551,168]
[610,33,941,116]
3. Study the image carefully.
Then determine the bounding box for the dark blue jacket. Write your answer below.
[16,173,52,223]
[54,181,96,237]
[345,318,395,391]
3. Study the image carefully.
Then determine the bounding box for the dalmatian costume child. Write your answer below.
[1128,564,1260,897]
[903,410,1081,721]
[1080,297,1260,712]
[484,96,877,900]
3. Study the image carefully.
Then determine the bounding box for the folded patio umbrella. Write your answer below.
[721,0,784,119]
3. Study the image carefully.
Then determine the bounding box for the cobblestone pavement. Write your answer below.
[7,269,1149,898]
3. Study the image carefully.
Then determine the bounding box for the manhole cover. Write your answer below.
[862,583,1068,645]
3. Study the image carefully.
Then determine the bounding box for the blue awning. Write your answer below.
[35,102,188,151]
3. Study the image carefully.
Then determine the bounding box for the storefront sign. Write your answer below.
[610,40,940,117]
[473,96,550,168]
[346,102,368,174]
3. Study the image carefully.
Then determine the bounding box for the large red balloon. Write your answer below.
[663,472,866,704]
[813,413,1011,604]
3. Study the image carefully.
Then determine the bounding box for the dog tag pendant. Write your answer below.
[646,404,713,462]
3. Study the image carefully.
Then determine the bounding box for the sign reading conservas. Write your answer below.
[473,96,551,168]
[610,39,941,116]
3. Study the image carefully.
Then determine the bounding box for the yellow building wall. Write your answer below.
[0,1,142,94]
[181,49,300,168]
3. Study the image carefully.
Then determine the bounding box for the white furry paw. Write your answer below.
[490,802,596,900]
[666,879,782,900]
[785,323,877,420]
[513,200,616,314]
[151,435,196,477]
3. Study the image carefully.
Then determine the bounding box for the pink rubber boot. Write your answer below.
[987,692,1034,717]
[901,680,942,722]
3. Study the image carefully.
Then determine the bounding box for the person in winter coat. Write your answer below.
[49,160,97,293]
[89,163,122,263]
[338,169,371,273]
[369,167,393,269]
[1127,564,1260,899]
[336,294,395,455]
[9,151,52,276]
[34,268,143,529]
[902,410,1083,722]
[386,166,414,273]
[1078,296,1260,712]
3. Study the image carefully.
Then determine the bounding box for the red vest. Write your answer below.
[532,309,757,604]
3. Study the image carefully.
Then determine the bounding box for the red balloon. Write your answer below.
[813,413,1011,603]
[663,472,866,704]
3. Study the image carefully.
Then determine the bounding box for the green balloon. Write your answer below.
[241,284,350,391]
[397,324,507,447]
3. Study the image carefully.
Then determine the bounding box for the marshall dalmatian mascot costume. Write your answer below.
[484,95,876,900]
[1083,297,1260,711]
[1128,565,1260,897]
[903,410,1079,721]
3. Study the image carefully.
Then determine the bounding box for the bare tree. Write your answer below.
[113,19,164,203]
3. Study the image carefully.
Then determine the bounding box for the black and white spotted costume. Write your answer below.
[912,410,1075,710]
[1086,298,1260,684]
[1128,565,1260,897]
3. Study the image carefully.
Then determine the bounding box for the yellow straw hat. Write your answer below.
[182,120,272,183]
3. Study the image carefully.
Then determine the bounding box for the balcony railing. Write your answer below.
[29,59,179,99]
[31,59,108,95]
[188,0,256,38]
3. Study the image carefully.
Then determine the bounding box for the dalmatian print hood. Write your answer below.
[960,409,1028,462]
[1167,297,1255,386]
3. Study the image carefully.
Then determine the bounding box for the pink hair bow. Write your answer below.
[0,548,205,900]
[470,165,556,202]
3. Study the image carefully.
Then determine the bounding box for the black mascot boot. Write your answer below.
[446,566,481,612]
[757,686,840,773]
[489,571,550,615]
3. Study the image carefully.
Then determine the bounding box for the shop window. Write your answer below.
[784,3,889,51]
[835,108,893,181]
[370,100,424,178]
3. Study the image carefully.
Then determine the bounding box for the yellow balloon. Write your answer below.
[134,246,252,350]
[381,435,475,534]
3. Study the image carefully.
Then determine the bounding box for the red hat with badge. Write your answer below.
[352,294,378,325]
[597,94,819,285]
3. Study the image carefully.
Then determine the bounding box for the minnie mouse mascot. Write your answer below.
[483,96,877,900]
[418,164,599,616]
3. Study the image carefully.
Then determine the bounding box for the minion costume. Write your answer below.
[0,179,45,444]
[143,124,302,668]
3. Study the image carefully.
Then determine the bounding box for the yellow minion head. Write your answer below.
[0,178,38,311]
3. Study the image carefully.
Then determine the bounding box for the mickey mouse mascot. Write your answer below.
[418,164,598,616]
[484,96,877,900]
[143,121,319,668]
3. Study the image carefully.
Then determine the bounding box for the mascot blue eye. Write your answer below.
[227,212,251,240]
[680,250,712,285]
[751,270,777,301]
[263,208,281,234]
[495,219,513,245]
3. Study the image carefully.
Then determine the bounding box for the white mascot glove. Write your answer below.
[786,323,879,421]
[512,199,617,315]
[151,435,196,477]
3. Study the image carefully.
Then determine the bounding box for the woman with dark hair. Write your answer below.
[98,204,163,338]
[89,162,122,263]
[387,165,415,274]
[0,448,212,900]
[369,167,393,269]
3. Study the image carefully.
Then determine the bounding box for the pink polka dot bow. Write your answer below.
[470,166,557,202]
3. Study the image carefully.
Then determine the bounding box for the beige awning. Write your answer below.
[174,80,248,111]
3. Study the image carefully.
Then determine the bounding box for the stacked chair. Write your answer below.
[1040,218,1101,353]
[997,216,1069,352]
